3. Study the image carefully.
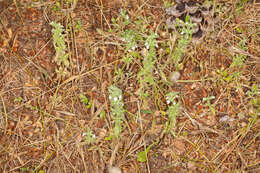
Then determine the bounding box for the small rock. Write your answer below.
[169,71,181,83]
[108,166,122,173]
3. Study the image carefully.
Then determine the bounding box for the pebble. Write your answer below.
[108,167,122,173]
[169,71,181,83]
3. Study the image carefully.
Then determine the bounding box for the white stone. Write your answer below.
[108,167,122,173]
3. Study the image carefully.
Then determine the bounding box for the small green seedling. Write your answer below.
[137,143,154,162]
[74,20,82,33]
[83,128,95,145]
[203,96,216,115]
[14,96,23,103]
[20,167,27,172]
[247,84,260,110]
[163,0,173,8]
[79,94,92,109]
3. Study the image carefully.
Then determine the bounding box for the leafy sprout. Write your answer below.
[108,85,125,138]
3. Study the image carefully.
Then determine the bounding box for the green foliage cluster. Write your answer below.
[165,92,181,133]
[137,32,158,97]
[247,84,260,111]
[50,21,69,69]
[108,85,125,138]
[203,96,216,115]
[79,94,92,109]
[83,128,96,145]
[110,10,160,98]
[172,16,195,70]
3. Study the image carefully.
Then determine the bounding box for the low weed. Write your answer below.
[137,143,154,162]
[203,96,216,115]
[165,92,181,134]
[83,128,96,145]
[79,94,92,109]
[108,85,125,138]
[217,36,248,83]
[50,21,69,76]
[110,10,160,99]
[172,15,195,70]
[137,31,158,98]
[107,9,192,138]
[230,36,247,68]
[247,84,260,111]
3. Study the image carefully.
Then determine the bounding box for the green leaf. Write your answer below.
[137,145,152,162]
[20,168,27,171]
[79,94,88,104]
[105,135,112,141]
[14,96,23,103]
[137,150,148,162]
[140,109,153,114]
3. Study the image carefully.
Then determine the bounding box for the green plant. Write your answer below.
[172,15,195,70]
[216,36,247,83]
[235,0,248,15]
[110,10,159,99]
[203,96,216,115]
[75,20,82,32]
[163,0,173,8]
[137,31,158,98]
[14,96,23,103]
[108,85,125,138]
[137,143,154,162]
[230,36,247,68]
[83,128,96,144]
[247,84,260,111]
[217,69,241,83]
[165,92,181,134]
[79,94,92,109]
[50,21,69,70]
[20,167,27,172]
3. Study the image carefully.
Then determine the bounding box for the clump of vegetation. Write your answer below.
[110,9,160,100]
[79,94,92,109]
[50,21,69,75]
[165,92,181,134]
[172,15,195,70]
[108,85,125,138]
[83,128,96,145]
[137,31,158,98]
[203,95,216,115]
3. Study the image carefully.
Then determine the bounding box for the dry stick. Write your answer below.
[33,151,56,171]
[137,101,151,173]
[183,109,220,135]
[13,0,24,24]
[212,122,252,171]
[180,136,210,163]
[96,0,111,30]
[0,40,51,85]
[61,0,77,13]
[70,12,80,72]
[123,132,138,157]
[214,133,244,172]
[38,99,47,159]
[77,142,88,172]
[109,141,120,167]
[0,95,8,132]
[6,59,120,116]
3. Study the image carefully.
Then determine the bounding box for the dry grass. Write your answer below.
[0,0,259,172]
